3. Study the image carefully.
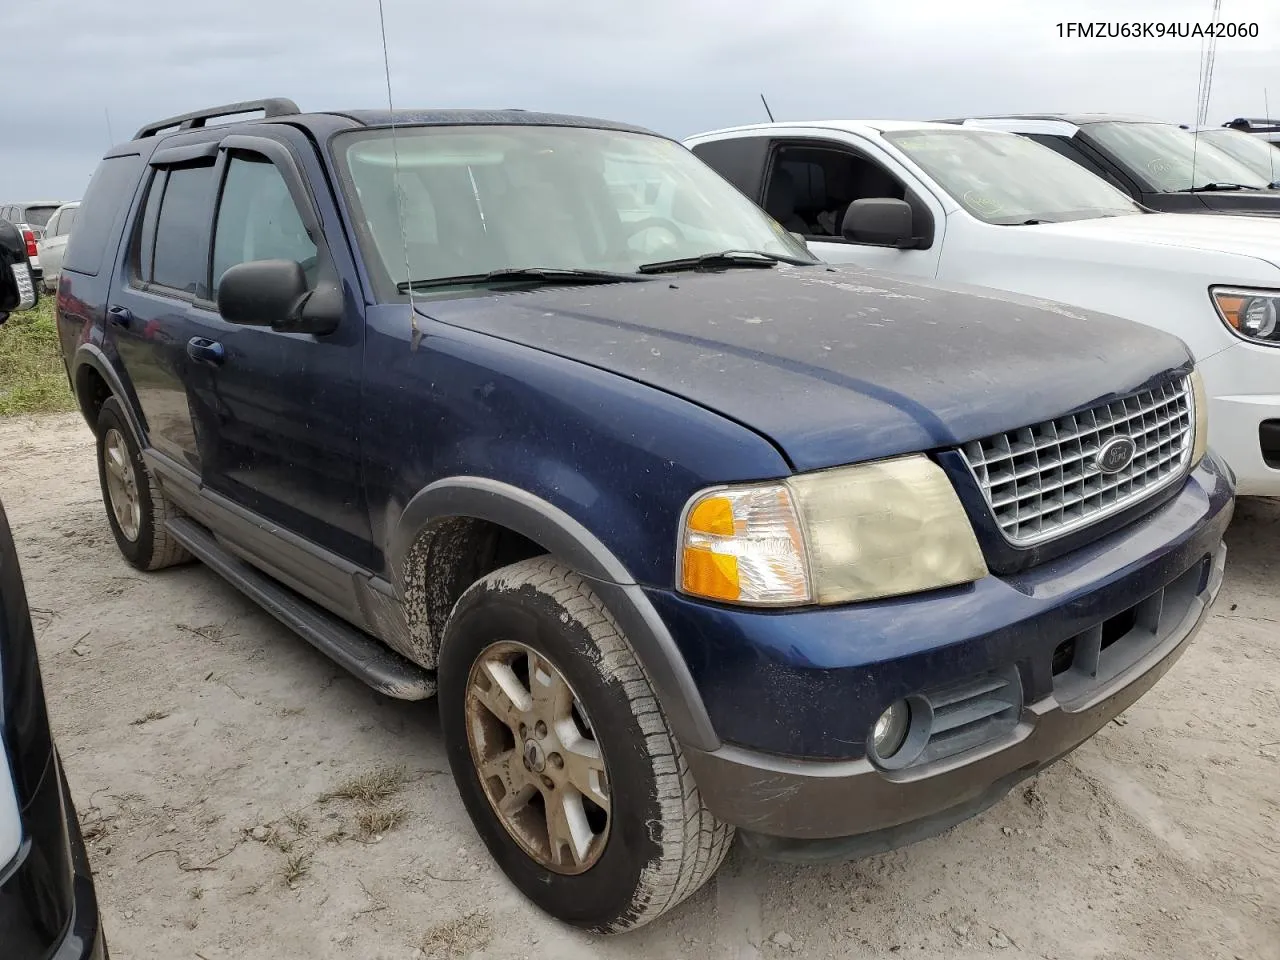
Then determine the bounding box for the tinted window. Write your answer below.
[22,206,57,228]
[131,171,165,283]
[690,137,770,199]
[152,164,215,296]
[212,155,316,292]
[57,207,77,235]
[64,154,145,276]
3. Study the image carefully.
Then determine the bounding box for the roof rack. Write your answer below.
[132,98,301,141]
[1224,117,1280,132]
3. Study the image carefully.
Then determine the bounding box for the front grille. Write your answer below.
[960,377,1193,546]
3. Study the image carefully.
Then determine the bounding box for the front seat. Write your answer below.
[765,170,810,234]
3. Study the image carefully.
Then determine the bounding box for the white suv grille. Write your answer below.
[960,377,1193,546]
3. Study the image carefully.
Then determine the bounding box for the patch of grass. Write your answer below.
[320,766,406,805]
[0,298,76,416]
[282,851,312,885]
[357,805,407,840]
[129,709,171,726]
[421,911,492,959]
[285,811,310,835]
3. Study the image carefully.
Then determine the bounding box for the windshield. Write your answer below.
[336,125,815,296]
[1085,122,1271,191]
[21,206,57,229]
[1197,129,1280,184]
[883,129,1142,224]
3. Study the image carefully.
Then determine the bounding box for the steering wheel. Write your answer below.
[625,217,686,254]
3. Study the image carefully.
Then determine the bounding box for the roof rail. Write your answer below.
[132,98,301,141]
[1225,117,1280,131]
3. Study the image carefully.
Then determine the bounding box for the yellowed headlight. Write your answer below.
[677,455,988,607]
[789,455,987,604]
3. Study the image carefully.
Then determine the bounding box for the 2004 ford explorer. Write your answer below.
[54,98,1233,933]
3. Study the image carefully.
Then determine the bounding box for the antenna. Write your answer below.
[375,0,420,341]
[1189,0,1222,190]
[1267,89,1277,185]
[760,94,775,123]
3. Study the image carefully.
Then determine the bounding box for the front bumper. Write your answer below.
[655,455,1234,846]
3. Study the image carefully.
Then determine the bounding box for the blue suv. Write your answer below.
[56,98,1233,933]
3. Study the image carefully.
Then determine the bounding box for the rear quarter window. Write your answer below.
[64,154,145,277]
[22,206,58,229]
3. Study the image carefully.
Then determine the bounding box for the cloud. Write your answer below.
[3,0,1278,197]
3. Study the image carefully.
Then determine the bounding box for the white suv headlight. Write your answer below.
[677,455,987,607]
[1211,287,1280,345]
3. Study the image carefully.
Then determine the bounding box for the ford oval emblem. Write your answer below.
[1096,436,1137,475]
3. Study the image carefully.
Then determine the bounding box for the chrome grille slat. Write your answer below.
[960,378,1194,546]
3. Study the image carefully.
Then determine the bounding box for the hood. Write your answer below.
[1030,212,1280,270]
[421,266,1191,472]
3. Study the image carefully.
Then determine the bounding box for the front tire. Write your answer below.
[438,557,732,933]
[95,397,191,571]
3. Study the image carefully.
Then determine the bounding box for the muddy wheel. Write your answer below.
[95,397,191,571]
[438,557,733,933]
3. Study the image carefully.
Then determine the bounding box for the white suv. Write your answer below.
[685,120,1280,496]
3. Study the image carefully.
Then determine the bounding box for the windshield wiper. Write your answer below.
[637,249,811,274]
[1175,182,1262,192]
[398,267,646,292]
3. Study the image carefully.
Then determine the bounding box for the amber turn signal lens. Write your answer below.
[680,547,741,601]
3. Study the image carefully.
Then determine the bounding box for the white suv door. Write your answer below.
[687,127,947,278]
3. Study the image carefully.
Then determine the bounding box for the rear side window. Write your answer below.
[22,206,57,229]
[151,165,216,297]
[64,154,145,277]
[57,207,77,235]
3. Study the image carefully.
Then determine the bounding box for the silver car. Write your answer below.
[34,201,79,292]
[0,200,66,281]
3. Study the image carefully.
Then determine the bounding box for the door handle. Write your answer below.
[107,305,133,328]
[186,337,225,366]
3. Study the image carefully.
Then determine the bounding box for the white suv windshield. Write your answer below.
[337,125,814,295]
[884,129,1142,224]
[1086,121,1271,191]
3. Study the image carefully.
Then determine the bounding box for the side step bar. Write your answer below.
[166,518,436,701]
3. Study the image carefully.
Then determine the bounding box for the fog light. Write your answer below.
[872,701,911,758]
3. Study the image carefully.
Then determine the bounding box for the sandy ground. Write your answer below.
[1,411,1277,960]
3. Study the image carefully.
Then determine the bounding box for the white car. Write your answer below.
[34,201,79,292]
[684,120,1280,496]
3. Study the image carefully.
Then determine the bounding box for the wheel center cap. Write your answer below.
[524,739,546,773]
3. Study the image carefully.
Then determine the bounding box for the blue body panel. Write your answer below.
[360,305,791,584]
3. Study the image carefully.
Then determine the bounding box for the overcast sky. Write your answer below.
[4,0,1278,199]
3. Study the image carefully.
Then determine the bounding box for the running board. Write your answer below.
[166,517,435,700]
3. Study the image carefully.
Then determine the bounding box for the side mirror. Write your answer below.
[840,198,917,248]
[216,259,339,335]
[0,220,38,324]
